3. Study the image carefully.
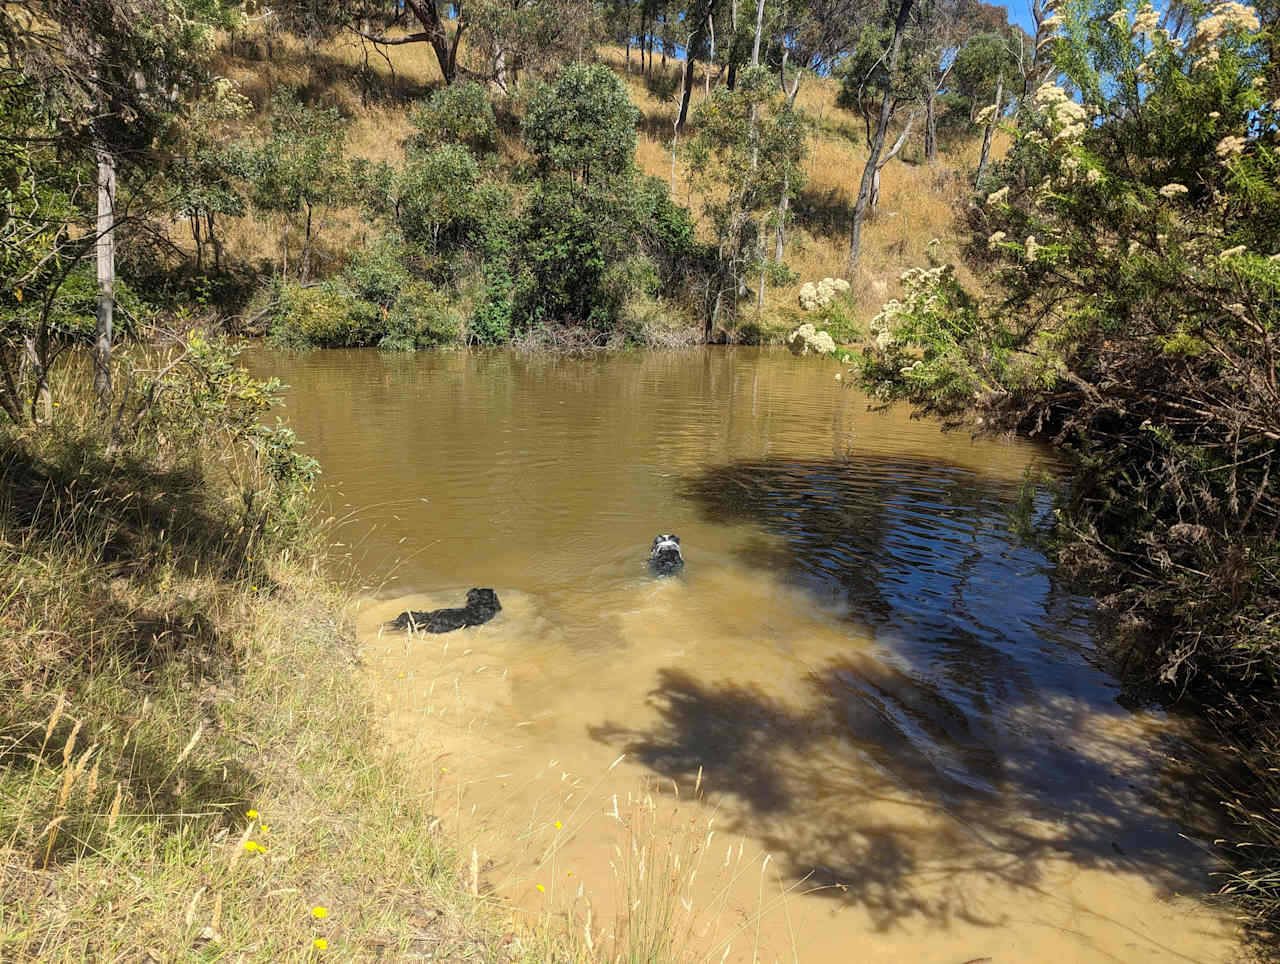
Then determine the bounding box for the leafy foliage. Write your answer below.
[523,62,639,184]
[409,82,498,153]
[686,65,809,328]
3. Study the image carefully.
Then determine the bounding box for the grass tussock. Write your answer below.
[507,770,801,964]
[0,362,514,962]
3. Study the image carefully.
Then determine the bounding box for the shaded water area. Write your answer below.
[247,346,1238,962]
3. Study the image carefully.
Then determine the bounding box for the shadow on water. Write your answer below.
[592,456,1224,935]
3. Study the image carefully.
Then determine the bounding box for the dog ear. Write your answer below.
[670,535,680,545]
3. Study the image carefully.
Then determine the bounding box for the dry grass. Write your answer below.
[600,45,1007,337]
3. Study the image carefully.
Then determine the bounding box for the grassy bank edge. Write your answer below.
[0,394,545,961]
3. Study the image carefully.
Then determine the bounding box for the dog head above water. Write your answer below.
[464,587,502,620]
[650,534,684,576]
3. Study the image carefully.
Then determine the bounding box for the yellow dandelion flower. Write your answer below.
[260,824,270,833]
[247,809,259,820]
[554,821,563,830]
[313,937,328,951]
[312,906,328,919]
[536,884,546,893]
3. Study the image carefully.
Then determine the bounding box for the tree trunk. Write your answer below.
[403,0,462,84]
[757,231,766,312]
[773,64,801,262]
[676,0,714,132]
[208,211,222,272]
[625,0,632,71]
[775,169,789,261]
[191,214,203,272]
[302,200,314,281]
[706,12,714,98]
[750,0,763,65]
[494,43,508,93]
[94,145,116,411]
[22,335,52,423]
[726,0,739,89]
[639,1,649,74]
[925,85,937,164]
[975,71,1004,187]
[847,0,914,277]
[871,111,915,215]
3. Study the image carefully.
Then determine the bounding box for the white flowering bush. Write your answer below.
[786,322,837,355]
[796,276,850,310]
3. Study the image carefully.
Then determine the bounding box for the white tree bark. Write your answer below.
[94,145,116,410]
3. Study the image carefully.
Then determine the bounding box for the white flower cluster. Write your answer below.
[1194,2,1262,42]
[988,231,1007,248]
[1034,83,1089,144]
[209,77,253,120]
[787,323,837,356]
[797,276,851,311]
[1132,3,1160,36]
[1025,235,1041,260]
[1215,135,1247,160]
[1190,2,1261,67]
[986,186,1010,206]
[1159,183,1189,198]
[867,265,957,357]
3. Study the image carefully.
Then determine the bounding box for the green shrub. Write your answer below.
[602,253,659,309]
[18,266,151,342]
[765,260,799,287]
[409,82,497,153]
[630,175,699,287]
[817,293,861,344]
[268,283,382,349]
[523,62,639,185]
[396,144,479,251]
[381,282,464,350]
[471,276,514,345]
[343,235,411,307]
[515,182,608,328]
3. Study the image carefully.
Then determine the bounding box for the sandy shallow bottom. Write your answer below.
[356,589,1241,964]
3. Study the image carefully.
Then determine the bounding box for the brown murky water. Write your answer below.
[249,346,1240,962]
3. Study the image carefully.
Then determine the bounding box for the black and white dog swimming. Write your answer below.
[649,534,684,576]
[388,588,502,633]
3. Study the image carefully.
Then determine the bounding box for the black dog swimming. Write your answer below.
[388,588,502,633]
[649,534,684,576]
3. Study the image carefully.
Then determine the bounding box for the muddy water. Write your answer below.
[250,347,1239,962]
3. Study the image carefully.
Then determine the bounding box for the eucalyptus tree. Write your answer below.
[839,0,917,275]
[766,0,866,259]
[687,64,807,337]
[248,92,349,280]
[0,0,230,410]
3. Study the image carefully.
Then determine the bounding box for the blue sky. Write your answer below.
[992,0,1040,33]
